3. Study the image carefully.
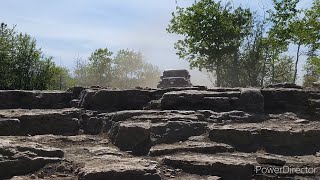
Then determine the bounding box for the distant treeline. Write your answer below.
[0,23,160,90]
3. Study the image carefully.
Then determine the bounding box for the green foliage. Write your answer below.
[303,56,320,87]
[167,0,252,86]
[0,23,66,90]
[73,49,161,88]
[168,0,320,87]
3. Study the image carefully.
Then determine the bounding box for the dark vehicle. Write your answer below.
[157,69,193,88]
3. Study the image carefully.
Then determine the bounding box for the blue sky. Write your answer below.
[1,0,312,86]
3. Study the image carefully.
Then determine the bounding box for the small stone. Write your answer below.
[30,174,36,179]
[164,173,171,177]
[57,164,66,172]
[37,171,45,179]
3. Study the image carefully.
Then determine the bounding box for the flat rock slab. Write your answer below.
[149,141,234,156]
[78,155,161,180]
[161,153,255,180]
[209,115,320,155]
[161,152,320,180]
[151,121,207,145]
[0,108,80,135]
[161,90,240,111]
[0,139,64,179]
[0,90,72,109]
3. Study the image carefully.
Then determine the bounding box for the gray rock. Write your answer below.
[0,90,72,109]
[78,155,161,180]
[151,121,207,144]
[149,141,234,156]
[0,109,80,135]
[109,121,152,155]
[79,89,153,111]
[239,88,264,113]
[0,140,63,179]
[0,118,21,135]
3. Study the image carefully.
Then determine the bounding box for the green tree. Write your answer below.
[303,56,320,87]
[0,23,64,90]
[167,0,252,87]
[73,48,161,88]
[87,48,113,86]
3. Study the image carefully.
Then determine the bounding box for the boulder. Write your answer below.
[0,118,21,135]
[239,88,264,113]
[109,121,152,155]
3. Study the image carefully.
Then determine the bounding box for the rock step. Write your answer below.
[0,140,64,179]
[161,153,254,180]
[108,120,208,155]
[149,141,234,156]
[161,152,320,180]
[209,119,320,155]
[0,90,72,109]
[78,155,161,180]
[0,109,80,136]
[310,93,320,99]
[309,99,320,108]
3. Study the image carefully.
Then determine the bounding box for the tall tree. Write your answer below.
[167,0,252,87]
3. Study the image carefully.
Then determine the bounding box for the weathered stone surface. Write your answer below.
[261,88,312,113]
[149,141,234,156]
[0,109,80,135]
[198,110,268,123]
[78,155,161,180]
[83,110,205,135]
[256,154,286,166]
[266,83,303,89]
[0,90,72,109]
[0,140,63,179]
[161,153,255,180]
[209,115,320,155]
[239,88,264,113]
[0,118,21,135]
[161,90,240,111]
[109,121,151,155]
[151,121,207,144]
[79,89,153,110]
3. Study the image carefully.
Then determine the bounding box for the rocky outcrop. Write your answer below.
[0,140,64,179]
[0,109,80,135]
[0,90,72,109]
[209,114,320,155]
[262,88,312,113]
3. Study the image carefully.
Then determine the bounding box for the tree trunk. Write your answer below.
[216,59,221,87]
[232,48,240,87]
[293,44,301,84]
